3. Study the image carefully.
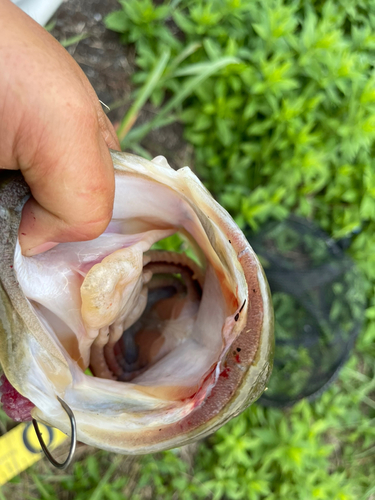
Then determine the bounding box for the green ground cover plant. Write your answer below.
[1,1,375,499]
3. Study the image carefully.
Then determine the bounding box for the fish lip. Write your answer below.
[165,232,272,445]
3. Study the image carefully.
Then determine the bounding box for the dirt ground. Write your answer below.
[51,0,132,123]
[50,0,191,167]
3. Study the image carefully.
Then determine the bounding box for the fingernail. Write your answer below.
[24,241,59,257]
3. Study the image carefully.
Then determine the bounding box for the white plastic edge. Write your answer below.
[12,0,63,26]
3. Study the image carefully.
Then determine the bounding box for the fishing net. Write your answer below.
[245,216,367,407]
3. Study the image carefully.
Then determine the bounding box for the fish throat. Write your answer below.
[89,249,204,384]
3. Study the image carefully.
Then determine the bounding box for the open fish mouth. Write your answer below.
[0,152,273,454]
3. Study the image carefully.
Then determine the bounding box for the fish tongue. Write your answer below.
[81,244,146,332]
[81,244,149,379]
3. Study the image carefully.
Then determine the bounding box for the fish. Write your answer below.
[0,152,273,454]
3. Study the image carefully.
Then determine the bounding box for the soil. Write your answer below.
[51,0,132,123]
[50,0,191,168]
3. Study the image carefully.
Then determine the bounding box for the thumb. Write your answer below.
[19,130,116,256]
[0,0,120,256]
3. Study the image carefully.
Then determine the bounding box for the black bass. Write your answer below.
[0,152,273,454]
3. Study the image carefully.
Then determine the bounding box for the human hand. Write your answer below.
[0,0,120,256]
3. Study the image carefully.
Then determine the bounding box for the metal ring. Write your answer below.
[32,396,77,470]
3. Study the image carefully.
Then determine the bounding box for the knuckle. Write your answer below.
[70,211,112,241]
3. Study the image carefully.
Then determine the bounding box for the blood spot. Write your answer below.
[220,367,230,379]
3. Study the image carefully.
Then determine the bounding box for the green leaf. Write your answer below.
[60,33,90,47]
[104,11,129,33]
[216,117,233,146]
[173,10,196,34]
[203,37,222,61]
[117,48,171,141]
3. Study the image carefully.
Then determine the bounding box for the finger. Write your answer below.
[0,2,119,256]
[18,110,115,256]
[80,78,121,152]
[97,110,121,151]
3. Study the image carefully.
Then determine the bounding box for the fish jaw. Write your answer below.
[0,154,273,454]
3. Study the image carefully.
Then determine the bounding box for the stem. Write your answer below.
[89,456,122,500]
[122,56,239,148]
[117,49,171,142]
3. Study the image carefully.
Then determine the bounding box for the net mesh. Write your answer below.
[245,216,366,407]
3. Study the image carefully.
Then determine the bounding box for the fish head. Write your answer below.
[0,152,273,454]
